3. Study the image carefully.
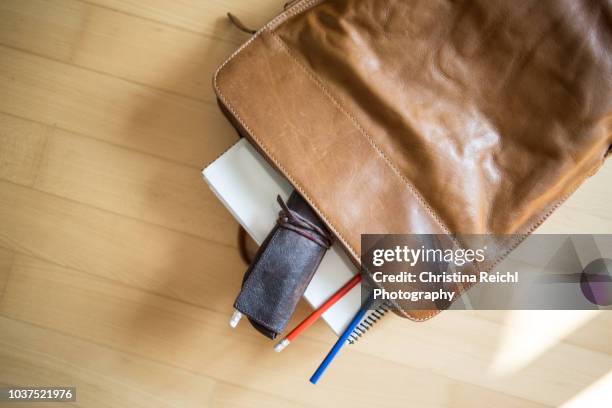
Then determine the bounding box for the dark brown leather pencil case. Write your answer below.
[233,192,332,338]
[215,0,612,321]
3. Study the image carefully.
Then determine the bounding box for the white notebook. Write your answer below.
[203,138,362,335]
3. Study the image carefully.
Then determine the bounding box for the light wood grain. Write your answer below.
[0,317,302,408]
[0,181,243,310]
[0,1,610,407]
[0,253,551,408]
[0,247,14,301]
[0,114,49,186]
[87,0,279,39]
[0,45,233,166]
[0,0,245,102]
[0,112,236,243]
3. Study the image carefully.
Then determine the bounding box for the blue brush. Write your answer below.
[309,294,375,384]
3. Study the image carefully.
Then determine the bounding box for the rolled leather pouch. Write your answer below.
[234,191,332,339]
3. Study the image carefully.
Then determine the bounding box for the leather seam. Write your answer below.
[269,32,451,321]
[269,34,468,322]
[269,0,326,30]
[489,156,607,270]
[212,1,350,259]
[212,1,425,321]
[214,50,413,319]
[214,70,414,318]
[213,8,463,322]
[269,32,454,238]
[271,33,420,319]
[430,177,591,323]
[212,1,366,284]
[214,62,357,261]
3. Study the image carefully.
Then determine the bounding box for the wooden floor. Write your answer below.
[0,1,610,407]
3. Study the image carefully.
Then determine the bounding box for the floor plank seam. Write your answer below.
[0,106,233,172]
[76,0,246,47]
[0,315,312,408]
[0,242,237,317]
[0,242,581,407]
[0,43,218,107]
[30,123,53,189]
[0,251,16,303]
[0,178,239,250]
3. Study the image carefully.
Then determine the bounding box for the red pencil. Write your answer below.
[274,274,362,352]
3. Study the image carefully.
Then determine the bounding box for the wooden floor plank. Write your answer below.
[0,0,243,102]
[351,309,611,407]
[0,180,244,310]
[0,112,236,243]
[0,45,236,167]
[0,113,49,187]
[35,126,235,243]
[472,310,612,356]
[0,253,551,408]
[86,0,280,39]
[0,317,305,408]
[0,247,14,302]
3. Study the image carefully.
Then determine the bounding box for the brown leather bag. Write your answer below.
[214,0,612,321]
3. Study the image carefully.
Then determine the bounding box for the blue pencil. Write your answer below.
[309,294,375,384]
